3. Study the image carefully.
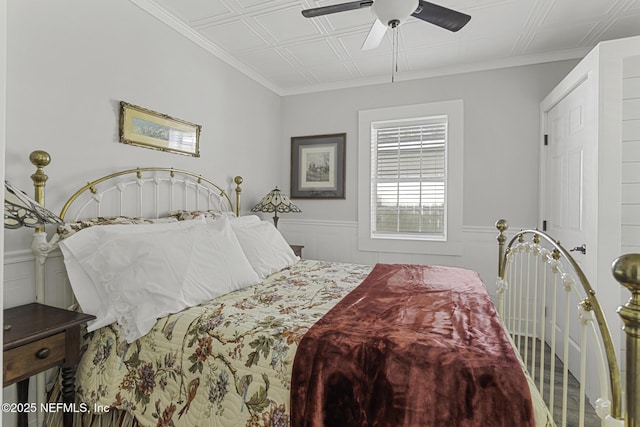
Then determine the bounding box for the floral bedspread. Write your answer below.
[75,259,372,427]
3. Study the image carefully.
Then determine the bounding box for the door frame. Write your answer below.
[539,65,599,389]
[538,38,640,384]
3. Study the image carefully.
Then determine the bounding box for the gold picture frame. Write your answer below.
[119,101,201,157]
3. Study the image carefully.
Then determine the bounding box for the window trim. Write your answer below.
[357,100,463,256]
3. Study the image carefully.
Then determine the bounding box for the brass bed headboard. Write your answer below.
[28,148,245,311]
[28,150,244,220]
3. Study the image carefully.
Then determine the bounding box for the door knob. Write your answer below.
[570,244,586,255]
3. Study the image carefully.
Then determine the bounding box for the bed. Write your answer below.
[20,150,638,427]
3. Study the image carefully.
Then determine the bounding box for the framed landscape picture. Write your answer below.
[119,101,201,157]
[290,133,346,199]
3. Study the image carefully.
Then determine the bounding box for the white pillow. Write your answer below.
[60,218,203,331]
[60,217,260,342]
[230,217,299,279]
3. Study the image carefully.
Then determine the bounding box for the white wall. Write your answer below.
[620,54,640,379]
[3,1,282,423]
[622,55,640,254]
[279,61,578,287]
[3,0,283,304]
[4,0,282,255]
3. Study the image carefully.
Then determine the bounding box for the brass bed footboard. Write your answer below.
[612,255,640,427]
[496,219,638,427]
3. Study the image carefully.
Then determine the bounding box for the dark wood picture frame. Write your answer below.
[290,133,346,199]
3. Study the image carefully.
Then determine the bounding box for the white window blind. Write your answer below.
[371,116,447,240]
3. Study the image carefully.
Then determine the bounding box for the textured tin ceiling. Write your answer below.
[133,0,640,94]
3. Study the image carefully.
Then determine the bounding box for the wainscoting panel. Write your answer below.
[279,219,516,301]
[4,250,37,308]
[3,250,71,310]
[279,219,376,265]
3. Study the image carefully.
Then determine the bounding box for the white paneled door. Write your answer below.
[542,73,598,399]
[545,77,594,269]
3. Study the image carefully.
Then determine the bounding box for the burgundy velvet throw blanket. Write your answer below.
[290,263,534,427]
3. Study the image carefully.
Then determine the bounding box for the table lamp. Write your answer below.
[250,187,301,228]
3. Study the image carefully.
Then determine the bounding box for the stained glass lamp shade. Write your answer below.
[250,187,301,228]
[4,180,63,229]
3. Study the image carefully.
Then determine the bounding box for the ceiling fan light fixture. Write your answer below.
[371,0,418,27]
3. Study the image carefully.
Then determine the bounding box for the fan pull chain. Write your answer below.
[390,20,399,83]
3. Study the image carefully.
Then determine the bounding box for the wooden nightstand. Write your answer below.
[290,245,304,257]
[3,303,95,427]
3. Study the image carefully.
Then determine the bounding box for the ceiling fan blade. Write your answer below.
[302,0,373,18]
[411,1,471,32]
[362,19,388,51]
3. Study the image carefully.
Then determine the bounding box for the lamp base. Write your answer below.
[272,214,279,228]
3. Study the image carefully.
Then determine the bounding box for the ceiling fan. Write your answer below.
[301,0,471,51]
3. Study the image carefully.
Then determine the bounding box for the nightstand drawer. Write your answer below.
[3,332,66,386]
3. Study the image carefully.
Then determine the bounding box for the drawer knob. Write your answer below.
[36,348,51,359]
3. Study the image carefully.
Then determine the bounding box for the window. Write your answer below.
[358,100,463,255]
[372,117,447,240]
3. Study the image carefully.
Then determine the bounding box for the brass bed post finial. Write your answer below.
[29,150,51,233]
[234,176,243,217]
[496,219,509,278]
[612,254,640,427]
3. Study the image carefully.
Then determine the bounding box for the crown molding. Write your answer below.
[279,48,589,96]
